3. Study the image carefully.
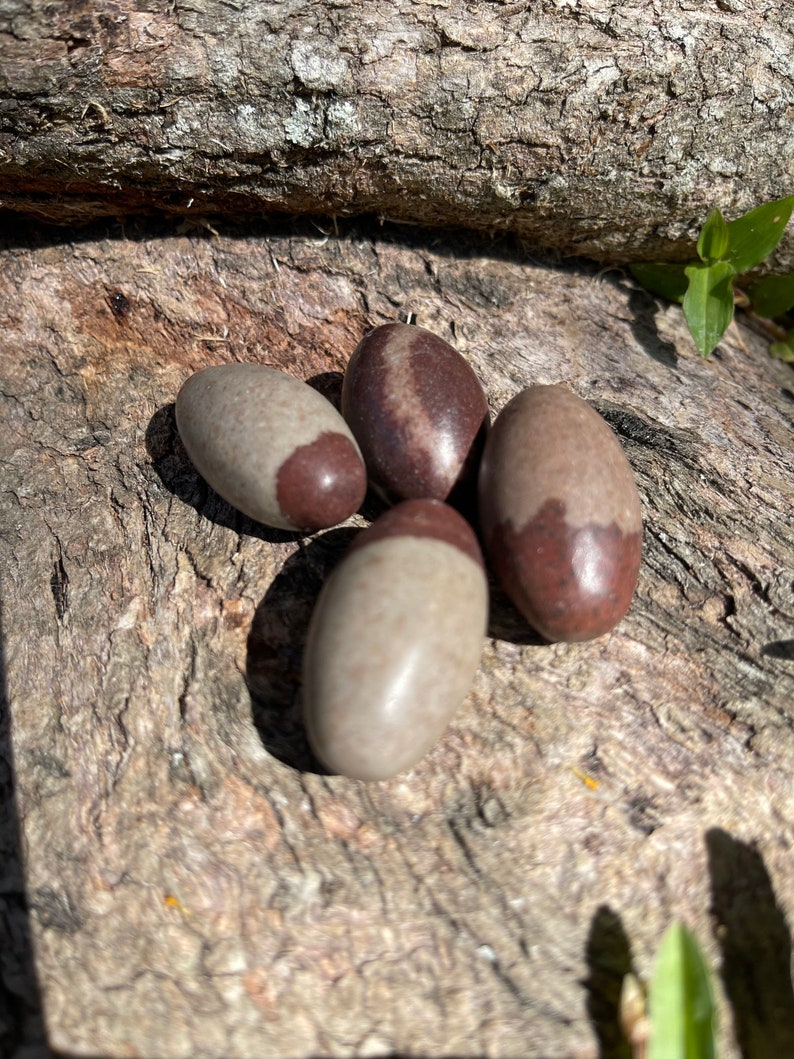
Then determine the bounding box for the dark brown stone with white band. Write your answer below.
[175,363,367,532]
[478,385,643,642]
[303,499,488,781]
[341,322,490,507]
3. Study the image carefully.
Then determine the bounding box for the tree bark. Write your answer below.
[1,0,793,269]
[0,216,792,1058]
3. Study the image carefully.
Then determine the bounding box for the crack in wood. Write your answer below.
[49,540,69,622]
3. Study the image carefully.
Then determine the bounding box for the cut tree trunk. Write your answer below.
[1,0,793,269]
[0,216,792,1058]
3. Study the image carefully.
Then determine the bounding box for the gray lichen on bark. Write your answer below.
[1,0,793,267]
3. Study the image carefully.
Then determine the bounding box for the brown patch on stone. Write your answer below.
[347,498,484,568]
[487,498,642,642]
[276,432,367,532]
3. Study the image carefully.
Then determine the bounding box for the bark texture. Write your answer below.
[1,0,793,269]
[0,216,793,1058]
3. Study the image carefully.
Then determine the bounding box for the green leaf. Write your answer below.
[770,331,794,362]
[725,195,794,275]
[697,209,730,263]
[682,260,736,356]
[630,262,690,304]
[747,274,794,319]
[648,923,715,1059]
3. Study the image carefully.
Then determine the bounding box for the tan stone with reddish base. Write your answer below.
[303,500,488,781]
[176,363,367,532]
[479,385,643,642]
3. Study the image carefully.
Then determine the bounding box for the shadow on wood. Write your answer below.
[245,528,358,775]
[583,905,634,1059]
[0,599,48,1056]
[625,285,680,369]
[144,402,303,547]
[706,828,794,1059]
[760,639,794,661]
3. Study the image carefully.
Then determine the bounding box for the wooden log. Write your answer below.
[1,0,793,269]
[0,217,792,1058]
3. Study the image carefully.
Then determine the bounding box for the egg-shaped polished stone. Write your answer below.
[303,499,488,781]
[175,364,367,532]
[341,322,490,506]
[479,385,642,642]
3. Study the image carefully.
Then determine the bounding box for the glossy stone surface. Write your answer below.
[175,364,367,532]
[303,499,488,781]
[478,385,643,642]
[341,322,490,506]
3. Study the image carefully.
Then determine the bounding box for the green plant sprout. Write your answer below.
[620,922,716,1059]
[631,196,794,359]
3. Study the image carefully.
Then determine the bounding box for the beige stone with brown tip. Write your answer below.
[478,384,643,642]
[302,500,488,781]
[175,363,367,532]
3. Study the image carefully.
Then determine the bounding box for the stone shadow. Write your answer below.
[144,402,304,546]
[486,574,547,647]
[305,369,344,411]
[245,527,358,774]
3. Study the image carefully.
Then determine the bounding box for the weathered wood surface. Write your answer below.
[0,217,793,1059]
[1,0,793,270]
